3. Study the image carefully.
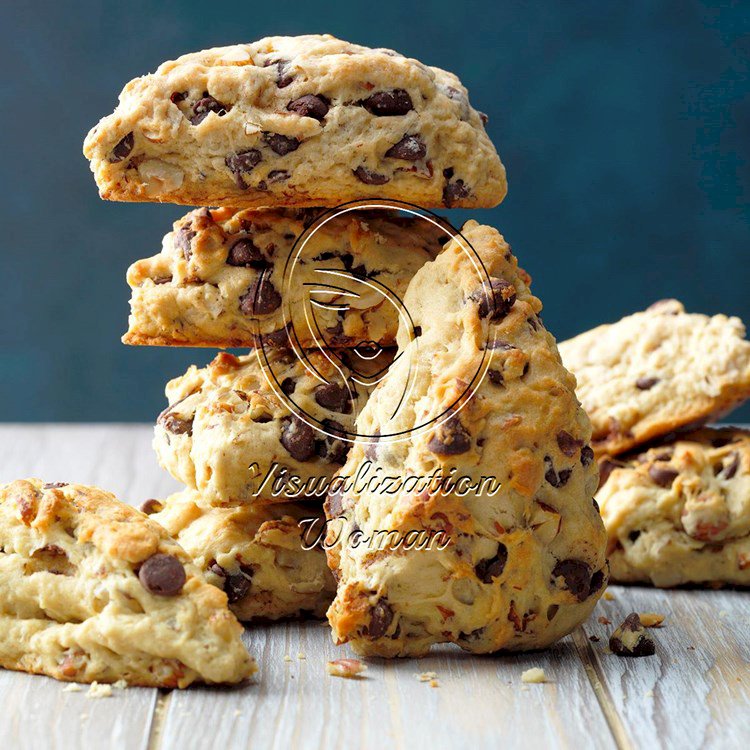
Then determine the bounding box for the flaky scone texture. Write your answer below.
[598,427,750,587]
[155,349,394,504]
[124,206,446,349]
[325,221,607,657]
[559,300,750,457]
[83,35,506,208]
[0,479,255,687]
[151,491,335,621]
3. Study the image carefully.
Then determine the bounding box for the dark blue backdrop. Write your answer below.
[2,1,749,422]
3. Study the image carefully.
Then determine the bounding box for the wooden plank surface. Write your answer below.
[0,425,748,750]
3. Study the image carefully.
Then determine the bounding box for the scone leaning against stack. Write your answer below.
[123,205,449,349]
[83,35,506,209]
[0,479,255,687]
[154,348,394,505]
[597,428,750,588]
[559,300,750,457]
[325,221,608,657]
[149,491,335,621]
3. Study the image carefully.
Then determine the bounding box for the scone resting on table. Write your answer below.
[155,348,394,504]
[124,206,447,349]
[324,221,608,657]
[83,35,506,209]
[149,491,335,621]
[0,479,255,687]
[559,300,750,457]
[597,427,750,587]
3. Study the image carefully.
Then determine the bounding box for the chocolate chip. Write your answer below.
[287,94,329,121]
[109,132,134,163]
[443,179,470,206]
[170,91,187,103]
[267,169,290,183]
[581,445,595,467]
[281,377,296,396]
[326,487,344,519]
[138,554,186,597]
[239,274,282,316]
[544,457,572,487]
[557,431,583,457]
[648,465,679,488]
[589,568,606,595]
[427,415,472,455]
[552,559,592,601]
[263,132,300,155]
[597,457,624,488]
[720,452,740,480]
[190,95,228,125]
[487,339,517,351]
[413,326,422,337]
[225,568,253,603]
[159,412,194,436]
[471,278,516,321]
[314,383,353,413]
[636,377,660,390]
[225,149,262,189]
[546,604,559,621]
[43,482,68,489]
[139,498,163,515]
[175,225,196,262]
[609,613,656,657]
[280,416,316,461]
[365,431,380,461]
[361,89,413,116]
[318,419,349,465]
[475,544,508,583]
[367,599,394,638]
[266,58,293,88]
[227,238,267,268]
[385,134,426,161]
[488,369,504,386]
[628,530,641,543]
[353,166,390,185]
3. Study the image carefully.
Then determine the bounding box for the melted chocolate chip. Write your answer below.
[488,369,504,386]
[225,567,253,603]
[580,445,595,467]
[239,275,282,315]
[138,554,186,597]
[281,377,296,396]
[648,465,679,488]
[139,498,163,515]
[175,225,196,262]
[552,559,592,601]
[353,166,390,185]
[475,544,508,583]
[367,599,394,638]
[361,89,413,116]
[109,132,134,163]
[287,94,329,121]
[225,149,262,189]
[315,383,353,413]
[557,430,584,457]
[427,415,472,455]
[544,457,572,487]
[471,278,516,321]
[385,134,426,161]
[636,377,660,391]
[443,179,470,206]
[227,238,267,268]
[266,58,294,88]
[159,412,194,436]
[190,95,229,125]
[280,416,316,461]
[263,132,300,155]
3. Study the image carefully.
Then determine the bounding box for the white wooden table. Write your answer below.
[0,425,748,750]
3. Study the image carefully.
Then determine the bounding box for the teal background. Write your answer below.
[2,1,749,422]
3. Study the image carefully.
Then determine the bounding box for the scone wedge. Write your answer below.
[83,35,506,209]
[325,221,608,657]
[0,479,256,687]
[559,300,750,457]
[150,491,335,621]
[597,427,750,587]
[124,205,447,349]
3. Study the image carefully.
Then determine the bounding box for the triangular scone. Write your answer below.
[559,300,750,457]
[597,427,750,587]
[149,491,335,621]
[124,206,446,349]
[83,35,506,209]
[0,479,256,686]
[324,221,608,657]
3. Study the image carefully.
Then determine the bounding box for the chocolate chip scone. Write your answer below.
[597,427,750,587]
[559,300,750,457]
[324,221,608,657]
[148,491,335,621]
[155,349,394,504]
[124,205,447,349]
[0,479,255,687]
[83,35,506,208]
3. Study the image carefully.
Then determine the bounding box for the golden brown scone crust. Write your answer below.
[325,221,608,657]
[597,427,750,587]
[83,35,506,209]
[0,479,255,687]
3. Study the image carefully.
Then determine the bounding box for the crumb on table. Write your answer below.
[327,659,367,679]
[521,668,547,684]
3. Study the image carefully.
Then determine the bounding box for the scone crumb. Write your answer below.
[521,668,547,684]
[113,679,128,690]
[589,635,600,643]
[598,616,612,625]
[603,591,616,601]
[62,684,82,693]
[283,655,292,663]
[639,613,665,628]
[416,671,438,683]
[297,652,306,660]
[86,682,113,699]
[645,689,655,698]
[327,659,367,679]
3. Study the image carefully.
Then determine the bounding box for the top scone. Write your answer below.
[83,35,506,209]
